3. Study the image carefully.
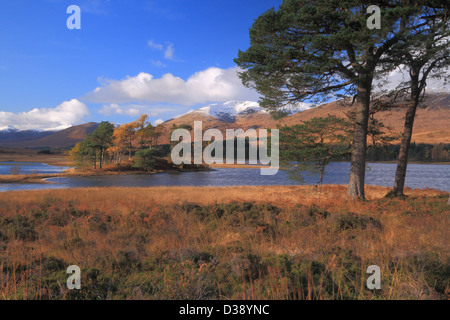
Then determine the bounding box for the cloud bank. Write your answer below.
[99,104,143,117]
[98,103,178,119]
[83,67,260,106]
[375,65,450,93]
[0,99,89,131]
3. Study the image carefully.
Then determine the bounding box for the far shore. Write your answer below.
[0,148,70,167]
[1,160,450,184]
[1,147,449,168]
[1,156,448,169]
[0,166,213,184]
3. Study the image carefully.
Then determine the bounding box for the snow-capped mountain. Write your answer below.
[0,126,19,132]
[183,100,312,122]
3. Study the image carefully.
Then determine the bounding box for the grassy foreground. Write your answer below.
[0,185,448,300]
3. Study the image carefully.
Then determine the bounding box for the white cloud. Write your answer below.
[83,67,260,106]
[375,65,450,93]
[153,119,164,126]
[148,40,177,61]
[164,44,175,60]
[0,99,89,131]
[150,60,166,68]
[98,103,178,119]
[148,40,164,51]
[99,104,142,117]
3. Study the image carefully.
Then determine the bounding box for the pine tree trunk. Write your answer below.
[347,84,371,200]
[99,148,103,169]
[391,74,420,197]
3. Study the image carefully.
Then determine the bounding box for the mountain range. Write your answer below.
[0,122,99,149]
[0,92,448,149]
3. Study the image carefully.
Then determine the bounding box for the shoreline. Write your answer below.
[0,184,446,198]
[0,150,70,167]
[204,160,450,170]
[1,149,449,169]
[0,166,214,184]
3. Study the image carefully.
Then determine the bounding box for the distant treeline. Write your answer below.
[175,139,450,163]
[366,143,450,162]
[218,140,450,163]
[68,131,450,166]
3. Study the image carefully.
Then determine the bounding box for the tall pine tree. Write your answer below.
[235,0,424,199]
[90,121,114,169]
[383,4,449,197]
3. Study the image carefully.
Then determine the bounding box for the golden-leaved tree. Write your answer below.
[113,121,138,160]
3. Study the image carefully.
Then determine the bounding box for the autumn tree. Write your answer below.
[235,0,428,199]
[113,121,138,160]
[150,124,165,147]
[106,145,121,164]
[67,142,84,168]
[136,114,153,149]
[68,138,97,169]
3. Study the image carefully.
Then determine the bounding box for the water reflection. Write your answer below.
[0,162,448,192]
[0,162,70,175]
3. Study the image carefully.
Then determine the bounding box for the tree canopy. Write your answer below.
[279,115,352,186]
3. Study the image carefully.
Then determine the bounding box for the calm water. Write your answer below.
[0,161,70,175]
[0,162,448,192]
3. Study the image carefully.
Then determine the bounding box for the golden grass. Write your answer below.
[0,186,448,300]
[0,185,444,206]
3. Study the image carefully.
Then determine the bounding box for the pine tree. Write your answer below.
[279,115,352,187]
[235,0,427,199]
[383,4,449,197]
[90,121,115,169]
[79,134,99,170]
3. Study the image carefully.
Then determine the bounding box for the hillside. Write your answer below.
[0,129,55,145]
[0,122,99,148]
[161,93,450,144]
[284,92,450,144]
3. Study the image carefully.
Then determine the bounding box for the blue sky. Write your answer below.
[0,0,283,130]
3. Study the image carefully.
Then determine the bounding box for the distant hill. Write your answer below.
[284,92,450,144]
[0,122,99,148]
[0,129,55,145]
[161,92,450,144]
